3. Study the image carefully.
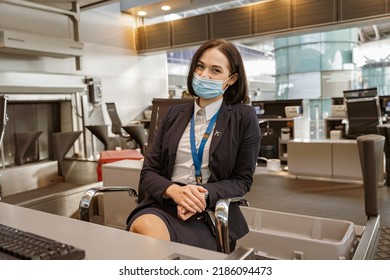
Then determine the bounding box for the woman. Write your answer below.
[126,39,261,251]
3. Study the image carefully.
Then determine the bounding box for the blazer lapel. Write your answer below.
[210,102,232,155]
[168,104,193,153]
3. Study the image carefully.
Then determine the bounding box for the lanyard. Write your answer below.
[190,110,219,185]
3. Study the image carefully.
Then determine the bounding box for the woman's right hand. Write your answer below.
[164,184,207,214]
[177,205,197,221]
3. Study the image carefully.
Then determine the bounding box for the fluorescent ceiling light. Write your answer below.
[161,5,171,11]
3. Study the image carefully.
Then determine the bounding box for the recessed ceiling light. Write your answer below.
[137,10,147,16]
[161,5,171,11]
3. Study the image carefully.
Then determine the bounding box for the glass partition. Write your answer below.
[167,26,390,139]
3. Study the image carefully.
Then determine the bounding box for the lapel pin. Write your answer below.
[214,130,221,137]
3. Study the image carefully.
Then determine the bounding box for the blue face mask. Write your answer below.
[192,73,231,99]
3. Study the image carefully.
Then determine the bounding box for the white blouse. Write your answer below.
[171,98,223,185]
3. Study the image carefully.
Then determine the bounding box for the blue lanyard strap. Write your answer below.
[190,110,220,185]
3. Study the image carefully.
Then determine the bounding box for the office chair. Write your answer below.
[78,184,247,255]
[147,98,193,154]
[105,102,131,139]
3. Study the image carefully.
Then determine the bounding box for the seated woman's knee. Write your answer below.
[129,214,170,240]
[129,215,154,234]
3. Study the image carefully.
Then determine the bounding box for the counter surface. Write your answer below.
[0,202,226,260]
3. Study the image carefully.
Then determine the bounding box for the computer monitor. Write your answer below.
[345,96,382,138]
[381,97,390,114]
[252,99,303,118]
[251,101,264,117]
[343,87,377,99]
[332,97,344,105]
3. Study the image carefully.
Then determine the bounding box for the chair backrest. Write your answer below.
[345,96,382,138]
[147,98,193,154]
[105,102,123,135]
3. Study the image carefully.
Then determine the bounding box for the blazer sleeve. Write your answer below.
[138,106,177,205]
[204,105,261,208]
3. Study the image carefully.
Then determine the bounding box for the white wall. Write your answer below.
[0,2,168,123]
[79,4,168,122]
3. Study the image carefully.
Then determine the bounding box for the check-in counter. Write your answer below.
[287,139,384,183]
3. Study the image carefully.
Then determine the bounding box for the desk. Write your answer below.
[259,116,310,161]
[0,202,227,260]
[288,139,384,183]
[97,149,143,181]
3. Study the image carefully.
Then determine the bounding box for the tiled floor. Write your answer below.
[251,165,390,227]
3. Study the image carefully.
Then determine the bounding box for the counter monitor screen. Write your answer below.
[384,99,390,113]
[343,87,377,99]
[345,96,382,138]
[251,101,265,117]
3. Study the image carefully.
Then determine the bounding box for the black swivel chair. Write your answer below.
[105,102,134,150]
[105,103,131,139]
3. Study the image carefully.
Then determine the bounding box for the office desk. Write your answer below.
[288,139,384,183]
[0,202,227,260]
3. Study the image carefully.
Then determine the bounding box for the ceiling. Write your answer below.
[99,0,390,44]
[27,0,262,15]
[26,0,390,44]
[119,0,262,18]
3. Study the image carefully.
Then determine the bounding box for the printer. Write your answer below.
[285,106,301,118]
[331,105,346,118]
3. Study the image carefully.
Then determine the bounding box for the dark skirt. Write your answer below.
[127,202,218,251]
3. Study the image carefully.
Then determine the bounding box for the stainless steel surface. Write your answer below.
[0,94,10,170]
[0,72,86,167]
[79,186,138,222]
[224,246,255,260]
[215,196,246,254]
[353,216,381,260]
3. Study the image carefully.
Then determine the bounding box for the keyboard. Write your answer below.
[0,223,85,260]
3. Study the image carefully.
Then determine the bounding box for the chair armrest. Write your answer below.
[79,186,138,222]
[215,196,247,254]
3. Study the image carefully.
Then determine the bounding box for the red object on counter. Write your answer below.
[97,149,144,181]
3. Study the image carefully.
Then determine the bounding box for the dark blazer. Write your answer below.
[128,100,261,241]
